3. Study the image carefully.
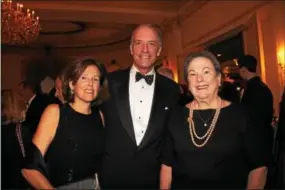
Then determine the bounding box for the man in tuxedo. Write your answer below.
[19,80,57,135]
[238,55,274,145]
[100,24,180,189]
[238,55,275,188]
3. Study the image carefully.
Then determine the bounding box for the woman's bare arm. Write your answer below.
[22,104,60,189]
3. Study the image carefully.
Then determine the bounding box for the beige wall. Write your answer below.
[256,1,285,114]
[1,54,28,91]
[162,0,284,114]
[181,1,268,51]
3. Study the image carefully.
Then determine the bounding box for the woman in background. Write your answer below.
[2,90,32,189]
[160,51,269,189]
[2,89,26,124]
[22,57,107,189]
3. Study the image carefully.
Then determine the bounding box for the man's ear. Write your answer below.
[130,45,133,55]
[157,46,162,56]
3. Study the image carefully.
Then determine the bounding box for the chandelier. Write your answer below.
[1,0,40,45]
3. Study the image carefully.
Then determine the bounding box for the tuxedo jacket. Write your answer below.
[100,68,180,189]
[25,94,57,134]
[241,76,274,147]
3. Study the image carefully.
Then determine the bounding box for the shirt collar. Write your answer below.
[130,65,155,76]
[27,94,36,106]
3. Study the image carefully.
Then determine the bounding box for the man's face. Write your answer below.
[18,84,29,101]
[239,67,247,80]
[130,26,162,74]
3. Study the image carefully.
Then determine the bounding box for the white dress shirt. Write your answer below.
[129,65,155,146]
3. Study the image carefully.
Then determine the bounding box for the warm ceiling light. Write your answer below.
[277,47,285,68]
[1,0,40,45]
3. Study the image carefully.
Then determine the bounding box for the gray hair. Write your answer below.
[130,24,163,47]
[157,67,174,80]
[183,51,221,83]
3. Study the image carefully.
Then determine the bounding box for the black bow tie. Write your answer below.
[135,72,154,85]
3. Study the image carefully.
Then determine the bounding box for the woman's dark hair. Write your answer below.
[183,50,221,84]
[62,57,109,105]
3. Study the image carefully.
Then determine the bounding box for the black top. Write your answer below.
[162,103,269,189]
[2,122,32,189]
[46,104,105,187]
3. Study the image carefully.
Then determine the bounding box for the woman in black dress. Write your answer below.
[22,57,107,189]
[160,51,269,189]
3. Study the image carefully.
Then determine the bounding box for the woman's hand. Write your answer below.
[247,166,268,189]
[160,164,172,190]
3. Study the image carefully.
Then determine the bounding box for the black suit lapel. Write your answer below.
[25,95,37,121]
[139,74,165,149]
[113,69,136,143]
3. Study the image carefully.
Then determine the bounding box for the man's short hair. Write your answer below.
[237,55,257,73]
[130,24,163,47]
[157,67,174,80]
[19,79,42,94]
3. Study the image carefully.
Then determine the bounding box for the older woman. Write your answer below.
[22,58,107,189]
[160,51,269,189]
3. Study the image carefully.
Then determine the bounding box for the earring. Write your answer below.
[70,89,74,95]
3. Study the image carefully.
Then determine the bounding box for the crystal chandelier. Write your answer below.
[1,0,40,45]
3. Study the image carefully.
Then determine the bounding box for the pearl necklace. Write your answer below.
[187,98,222,148]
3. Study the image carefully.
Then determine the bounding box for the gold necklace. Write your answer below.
[187,98,222,148]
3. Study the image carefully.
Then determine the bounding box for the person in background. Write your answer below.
[49,70,65,104]
[160,51,269,189]
[99,24,180,189]
[19,80,56,135]
[219,66,240,103]
[237,55,275,188]
[157,66,193,106]
[275,89,285,188]
[22,57,107,189]
[157,67,174,80]
[2,90,32,189]
[238,55,274,148]
[2,90,26,124]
